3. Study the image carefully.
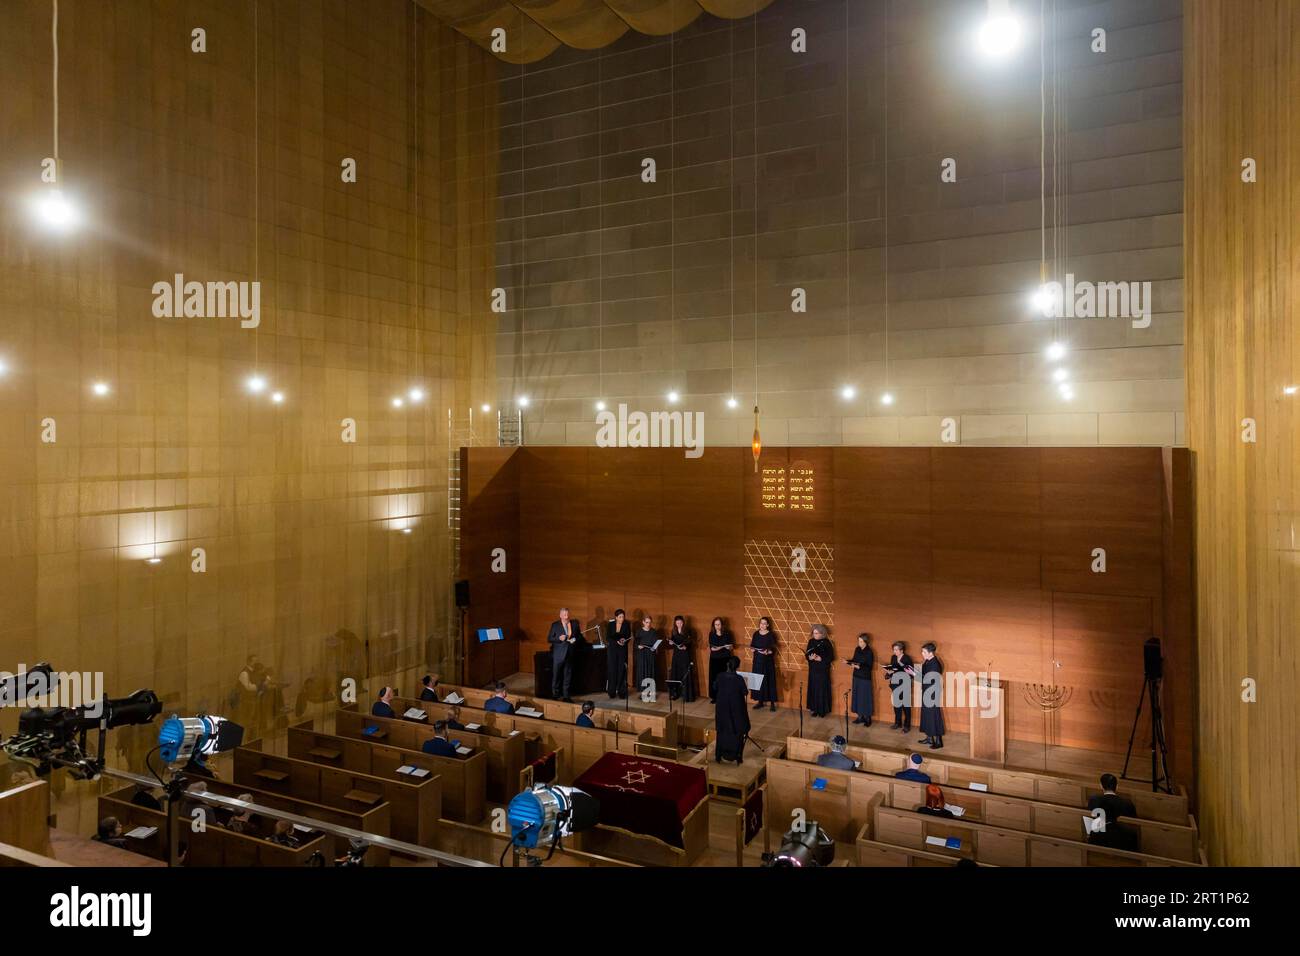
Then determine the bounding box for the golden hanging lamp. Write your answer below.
[751,405,762,473]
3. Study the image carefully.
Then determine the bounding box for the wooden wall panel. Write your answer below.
[0,1,498,759]
[1185,0,1300,865]
[464,445,1194,772]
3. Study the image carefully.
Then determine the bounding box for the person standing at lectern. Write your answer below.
[606,609,631,700]
[634,615,660,699]
[750,617,778,712]
[707,617,733,703]
[713,656,750,764]
[547,607,579,702]
[883,641,913,732]
[849,633,874,725]
[805,624,834,718]
[668,615,697,702]
[913,641,944,750]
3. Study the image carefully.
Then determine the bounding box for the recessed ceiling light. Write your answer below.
[518,396,530,408]
[666,391,680,404]
[880,392,895,406]
[270,391,284,404]
[391,397,404,408]
[246,375,266,394]
[481,403,491,413]
[841,386,856,400]
[91,381,110,396]
[595,400,606,411]
[408,387,424,402]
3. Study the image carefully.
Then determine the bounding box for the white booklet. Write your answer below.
[651,639,663,651]
[968,782,989,792]
[403,707,428,720]
[444,692,466,705]
[455,746,472,756]
[125,826,157,840]
[736,670,765,692]
[944,804,966,817]
[465,722,482,731]
[516,707,544,717]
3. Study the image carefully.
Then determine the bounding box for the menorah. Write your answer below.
[1022,680,1074,766]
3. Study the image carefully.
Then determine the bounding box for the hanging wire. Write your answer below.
[51,0,59,161]
[597,47,603,403]
[843,0,851,390]
[728,19,735,401]
[882,7,890,396]
[669,31,676,391]
[752,12,759,404]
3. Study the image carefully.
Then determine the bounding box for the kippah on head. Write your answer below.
[831,735,846,748]
[910,753,923,765]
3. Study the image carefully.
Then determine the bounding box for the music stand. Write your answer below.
[477,627,505,688]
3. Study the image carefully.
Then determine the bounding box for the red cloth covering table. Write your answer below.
[574,752,707,848]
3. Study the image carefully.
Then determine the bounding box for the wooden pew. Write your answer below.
[570,793,711,867]
[97,788,326,866]
[288,722,485,824]
[854,820,988,867]
[336,708,524,805]
[0,780,51,855]
[361,700,648,783]
[232,747,441,846]
[433,819,638,868]
[766,757,1202,863]
[786,736,1190,825]
[872,803,1201,867]
[430,684,678,745]
[0,841,71,867]
[198,777,393,866]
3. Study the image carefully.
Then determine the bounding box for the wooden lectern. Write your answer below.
[968,678,1006,764]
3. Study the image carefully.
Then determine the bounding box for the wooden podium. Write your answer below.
[968,679,1006,764]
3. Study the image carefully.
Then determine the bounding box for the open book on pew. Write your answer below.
[926,835,963,850]
[464,722,482,731]
[125,826,157,840]
[455,746,473,756]
[403,707,429,720]
[396,765,432,778]
[516,706,544,718]
[944,804,966,817]
[443,692,466,705]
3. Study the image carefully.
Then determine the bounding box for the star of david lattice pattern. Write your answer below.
[743,540,834,678]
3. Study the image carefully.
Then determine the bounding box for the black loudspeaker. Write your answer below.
[1143,637,1163,680]
[454,579,470,608]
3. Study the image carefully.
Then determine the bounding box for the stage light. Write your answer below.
[408,387,424,402]
[91,381,110,397]
[481,403,491,413]
[595,400,606,411]
[391,396,404,408]
[245,375,266,394]
[666,390,679,404]
[1052,368,1068,383]
[840,386,856,400]
[977,1,1022,59]
[726,396,738,409]
[31,188,80,232]
[270,391,284,404]
[518,396,530,408]
[1046,341,1067,361]
[880,392,895,406]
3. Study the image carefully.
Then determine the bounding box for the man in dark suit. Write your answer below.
[483,682,514,714]
[547,607,580,702]
[894,753,931,783]
[815,735,857,771]
[419,675,439,702]
[421,720,460,758]
[1087,773,1138,850]
[371,686,396,718]
[576,700,596,728]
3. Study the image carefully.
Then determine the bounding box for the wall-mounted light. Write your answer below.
[270,391,284,404]
[91,380,110,397]
[666,391,680,404]
[840,386,856,400]
[245,375,266,394]
[407,387,424,402]
[518,396,530,408]
[595,400,606,411]
[1284,385,1297,396]
[481,403,491,413]
[880,392,895,406]
[391,396,404,408]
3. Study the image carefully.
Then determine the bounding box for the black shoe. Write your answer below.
[770,704,776,712]
[753,701,764,709]
[890,722,901,730]
[931,738,943,750]
[562,696,573,703]
[864,718,872,727]
[918,737,933,744]
[709,698,716,704]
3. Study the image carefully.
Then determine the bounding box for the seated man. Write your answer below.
[421,720,460,758]
[894,753,931,783]
[371,686,396,718]
[1086,773,1139,850]
[576,700,596,728]
[483,682,515,714]
[419,675,439,702]
[446,705,466,731]
[92,816,128,850]
[815,734,856,770]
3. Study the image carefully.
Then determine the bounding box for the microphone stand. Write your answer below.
[843,690,851,740]
[798,683,804,738]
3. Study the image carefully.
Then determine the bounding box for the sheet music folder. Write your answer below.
[736,670,765,692]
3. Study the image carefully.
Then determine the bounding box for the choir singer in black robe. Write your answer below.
[915,641,945,749]
[667,615,697,702]
[706,617,733,703]
[634,615,660,700]
[749,617,778,711]
[713,656,750,764]
[805,624,833,717]
[848,633,874,725]
[882,641,913,732]
[605,609,631,699]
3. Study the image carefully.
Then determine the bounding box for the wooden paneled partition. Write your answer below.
[1184,0,1300,865]
[462,446,1195,778]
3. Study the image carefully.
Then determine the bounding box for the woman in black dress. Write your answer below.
[605,608,631,699]
[848,632,874,725]
[916,641,944,749]
[667,615,697,702]
[706,617,733,703]
[882,640,913,732]
[633,615,659,700]
[749,616,778,711]
[805,624,833,717]
[714,656,750,764]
